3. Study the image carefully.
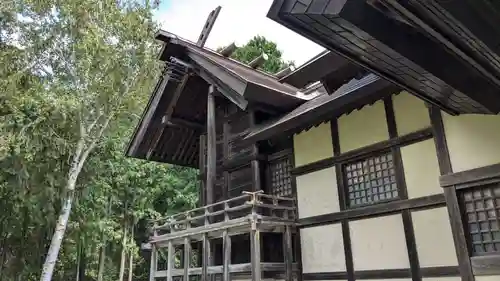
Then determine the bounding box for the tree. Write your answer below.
[2,1,159,280]
[0,5,288,281]
[221,35,294,74]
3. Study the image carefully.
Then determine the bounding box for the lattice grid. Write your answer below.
[460,183,500,255]
[269,155,293,197]
[344,152,398,207]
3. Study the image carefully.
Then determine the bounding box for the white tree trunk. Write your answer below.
[127,225,134,281]
[39,114,114,281]
[39,188,75,281]
[118,220,128,281]
[97,240,106,281]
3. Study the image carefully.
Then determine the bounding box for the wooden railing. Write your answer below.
[147,191,298,281]
[150,191,296,238]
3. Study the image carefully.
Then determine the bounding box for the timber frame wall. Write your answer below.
[291,92,466,281]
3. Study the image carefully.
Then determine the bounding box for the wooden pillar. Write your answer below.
[199,134,207,207]
[206,85,216,205]
[428,106,474,281]
[183,238,191,281]
[249,111,261,192]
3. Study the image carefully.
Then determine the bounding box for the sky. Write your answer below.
[153,0,325,66]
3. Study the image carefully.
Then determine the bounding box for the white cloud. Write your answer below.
[153,0,325,66]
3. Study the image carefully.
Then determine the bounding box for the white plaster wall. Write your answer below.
[476,276,500,281]
[296,167,340,218]
[412,207,458,267]
[293,122,333,167]
[300,223,346,273]
[338,100,389,153]
[442,112,500,172]
[400,139,442,198]
[393,92,431,135]
[422,277,461,281]
[350,214,409,270]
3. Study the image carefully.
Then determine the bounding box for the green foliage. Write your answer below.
[0,1,198,280]
[221,35,294,74]
[0,3,288,281]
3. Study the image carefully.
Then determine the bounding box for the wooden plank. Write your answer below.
[428,105,474,281]
[197,6,221,47]
[471,255,500,276]
[302,266,460,280]
[155,262,297,277]
[440,162,500,188]
[207,86,216,205]
[167,241,174,281]
[298,193,445,228]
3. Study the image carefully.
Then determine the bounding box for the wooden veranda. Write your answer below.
[148,191,298,281]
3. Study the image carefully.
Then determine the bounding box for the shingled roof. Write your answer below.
[244,74,399,143]
[126,30,310,167]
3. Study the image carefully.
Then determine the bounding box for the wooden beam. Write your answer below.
[248,53,268,69]
[274,65,295,79]
[163,116,204,130]
[292,127,433,176]
[428,105,474,281]
[298,193,445,228]
[164,75,189,121]
[219,42,237,57]
[206,86,216,205]
[197,6,221,47]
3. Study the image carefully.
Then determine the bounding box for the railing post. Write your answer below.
[223,202,231,281]
[167,241,174,281]
[184,213,191,281]
[202,208,211,281]
[283,209,293,281]
[250,193,261,281]
[150,223,158,281]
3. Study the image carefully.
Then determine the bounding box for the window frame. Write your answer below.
[342,149,400,209]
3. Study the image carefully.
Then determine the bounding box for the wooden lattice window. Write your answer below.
[344,152,398,207]
[268,152,293,197]
[460,183,500,255]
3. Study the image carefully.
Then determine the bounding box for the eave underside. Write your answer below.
[267,0,500,115]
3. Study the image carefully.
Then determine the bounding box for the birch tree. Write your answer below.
[6,1,159,280]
